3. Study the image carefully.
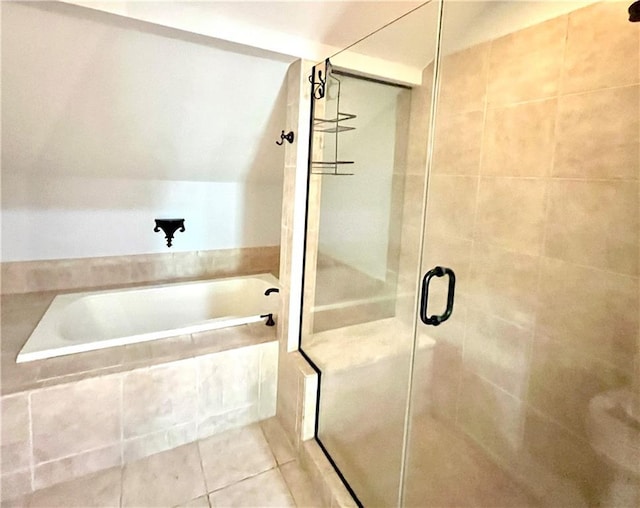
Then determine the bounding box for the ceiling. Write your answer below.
[62,0,605,84]
[63,1,426,63]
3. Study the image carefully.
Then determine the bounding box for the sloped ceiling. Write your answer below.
[63,0,602,85]
[62,0,426,63]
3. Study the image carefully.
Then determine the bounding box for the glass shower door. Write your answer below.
[302,1,639,507]
[403,1,640,507]
[299,4,442,504]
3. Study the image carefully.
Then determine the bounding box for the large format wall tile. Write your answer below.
[545,179,639,276]
[29,466,122,508]
[487,16,566,106]
[123,360,196,439]
[433,110,484,175]
[422,233,472,295]
[401,174,427,228]
[1,246,280,295]
[259,342,279,419]
[463,310,533,399]
[197,346,260,421]
[1,340,277,498]
[457,370,524,460]
[428,342,462,423]
[426,175,478,240]
[31,375,121,463]
[527,334,629,438]
[468,242,539,327]
[123,422,197,463]
[554,85,639,179]
[562,2,640,94]
[34,443,121,491]
[415,5,640,505]
[438,43,489,116]
[475,177,547,256]
[1,393,30,473]
[481,99,557,177]
[1,469,32,502]
[521,409,607,505]
[537,257,638,372]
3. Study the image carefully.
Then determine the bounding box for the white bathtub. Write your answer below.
[17,273,280,363]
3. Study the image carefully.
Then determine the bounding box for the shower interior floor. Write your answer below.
[305,318,539,507]
[4,419,319,508]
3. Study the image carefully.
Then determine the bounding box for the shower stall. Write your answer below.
[299,1,640,507]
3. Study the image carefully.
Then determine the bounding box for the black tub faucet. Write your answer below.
[265,287,279,296]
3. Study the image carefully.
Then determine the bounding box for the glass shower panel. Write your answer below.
[300,3,440,505]
[404,1,640,507]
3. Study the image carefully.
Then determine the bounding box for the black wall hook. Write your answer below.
[276,131,294,145]
[154,218,185,248]
[309,65,327,99]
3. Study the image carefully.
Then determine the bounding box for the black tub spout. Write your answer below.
[260,313,275,326]
[265,287,280,296]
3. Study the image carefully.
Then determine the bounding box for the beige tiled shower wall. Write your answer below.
[394,64,434,327]
[276,59,318,451]
[414,2,639,504]
[0,246,280,294]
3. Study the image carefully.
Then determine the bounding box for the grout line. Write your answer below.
[119,375,124,466]
[119,462,124,508]
[257,420,279,469]
[524,400,593,448]
[428,173,640,183]
[27,392,35,494]
[455,38,492,428]
[257,345,264,419]
[483,82,640,111]
[277,463,299,506]
[195,354,200,441]
[119,375,124,508]
[464,238,638,282]
[519,13,571,447]
[31,442,122,468]
[194,432,209,501]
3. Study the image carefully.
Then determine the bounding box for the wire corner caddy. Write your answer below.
[310,59,357,176]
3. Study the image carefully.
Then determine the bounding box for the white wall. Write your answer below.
[1,1,290,261]
[318,75,404,281]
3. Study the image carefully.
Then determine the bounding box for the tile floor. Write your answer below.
[3,419,321,508]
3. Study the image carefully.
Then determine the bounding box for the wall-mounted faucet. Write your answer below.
[264,287,280,296]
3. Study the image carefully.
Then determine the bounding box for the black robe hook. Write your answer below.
[276,131,294,145]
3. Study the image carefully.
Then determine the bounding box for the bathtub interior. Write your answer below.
[17,273,280,363]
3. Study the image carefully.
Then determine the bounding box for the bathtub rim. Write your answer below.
[16,272,280,364]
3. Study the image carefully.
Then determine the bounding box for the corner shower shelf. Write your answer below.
[310,160,355,176]
[310,59,357,176]
[311,112,357,175]
[313,112,357,133]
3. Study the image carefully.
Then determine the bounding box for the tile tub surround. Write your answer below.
[4,419,322,508]
[0,246,280,295]
[0,289,276,395]
[0,333,278,500]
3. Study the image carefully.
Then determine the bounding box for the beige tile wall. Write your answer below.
[0,341,278,502]
[409,2,639,504]
[1,246,280,295]
[275,59,319,450]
